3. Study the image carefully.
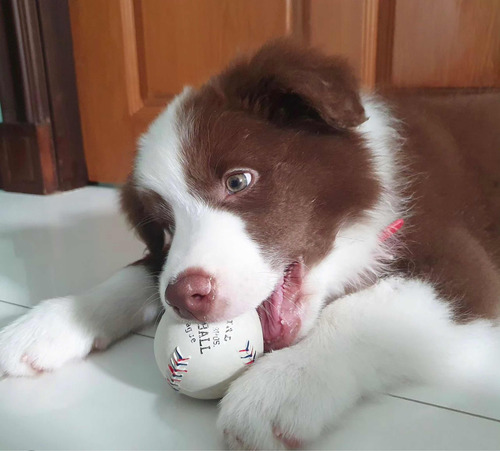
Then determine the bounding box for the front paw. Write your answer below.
[218,348,326,450]
[0,298,96,376]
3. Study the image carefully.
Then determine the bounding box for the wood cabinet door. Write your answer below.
[69,0,300,183]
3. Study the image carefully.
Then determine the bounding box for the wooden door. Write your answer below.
[70,0,500,184]
[69,0,299,184]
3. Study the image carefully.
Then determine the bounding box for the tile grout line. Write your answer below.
[0,299,30,309]
[387,393,500,424]
[0,299,155,339]
[134,331,154,339]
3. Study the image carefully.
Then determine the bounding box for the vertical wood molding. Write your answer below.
[120,0,144,116]
[36,123,58,193]
[286,0,307,43]
[360,0,380,89]
[360,0,396,88]
[375,0,396,86]
[0,1,24,122]
[38,0,88,190]
[11,0,51,124]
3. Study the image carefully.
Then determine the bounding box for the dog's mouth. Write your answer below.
[257,261,304,352]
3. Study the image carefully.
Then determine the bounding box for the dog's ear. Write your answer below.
[120,176,166,258]
[215,39,366,131]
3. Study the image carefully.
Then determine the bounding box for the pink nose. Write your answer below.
[166,271,214,319]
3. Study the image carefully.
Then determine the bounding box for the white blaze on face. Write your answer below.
[135,89,279,319]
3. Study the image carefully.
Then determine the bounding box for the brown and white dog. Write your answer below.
[1,40,500,449]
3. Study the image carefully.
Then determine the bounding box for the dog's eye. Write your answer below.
[167,223,175,235]
[226,172,252,194]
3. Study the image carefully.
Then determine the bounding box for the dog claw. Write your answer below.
[273,426,303,449]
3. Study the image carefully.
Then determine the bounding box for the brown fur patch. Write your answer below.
[212,39,367,131]
[388,92,500,319]
[177,41,380,269]
[121,175,172,271]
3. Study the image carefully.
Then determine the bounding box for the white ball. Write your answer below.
[154,309,264,400]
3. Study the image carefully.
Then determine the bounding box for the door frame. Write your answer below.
[0,0,87,194]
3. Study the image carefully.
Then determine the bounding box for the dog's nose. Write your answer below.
[166,271,214,319]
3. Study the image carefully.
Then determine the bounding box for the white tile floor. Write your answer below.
[0,186,499,450]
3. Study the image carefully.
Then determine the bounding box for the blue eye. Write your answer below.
[226,172,252,194]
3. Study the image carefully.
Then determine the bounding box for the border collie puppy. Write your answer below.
[1,40,499,449]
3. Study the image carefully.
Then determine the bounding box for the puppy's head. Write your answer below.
[122,40,380,350]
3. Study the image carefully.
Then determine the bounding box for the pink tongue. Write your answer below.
[257,264,302,352]
[263,284,283,339]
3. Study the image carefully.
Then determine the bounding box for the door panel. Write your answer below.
[136,0,289,99]
[392,0,500,87]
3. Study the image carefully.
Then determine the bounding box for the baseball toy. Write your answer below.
[154,308,264,400]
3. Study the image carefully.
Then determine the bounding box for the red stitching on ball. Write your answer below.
[167,346,190,390]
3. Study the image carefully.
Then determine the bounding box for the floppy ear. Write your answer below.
[215,39,366,131]
[120,175,166,258]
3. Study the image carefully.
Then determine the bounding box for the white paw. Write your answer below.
[218,347,329,450]
[0,298,97,376]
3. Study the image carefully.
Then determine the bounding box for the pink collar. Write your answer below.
[379,219,404,242]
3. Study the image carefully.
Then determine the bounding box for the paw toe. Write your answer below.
[92,337,111,351]
[273,426,303,449]
[20,354,45,374]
